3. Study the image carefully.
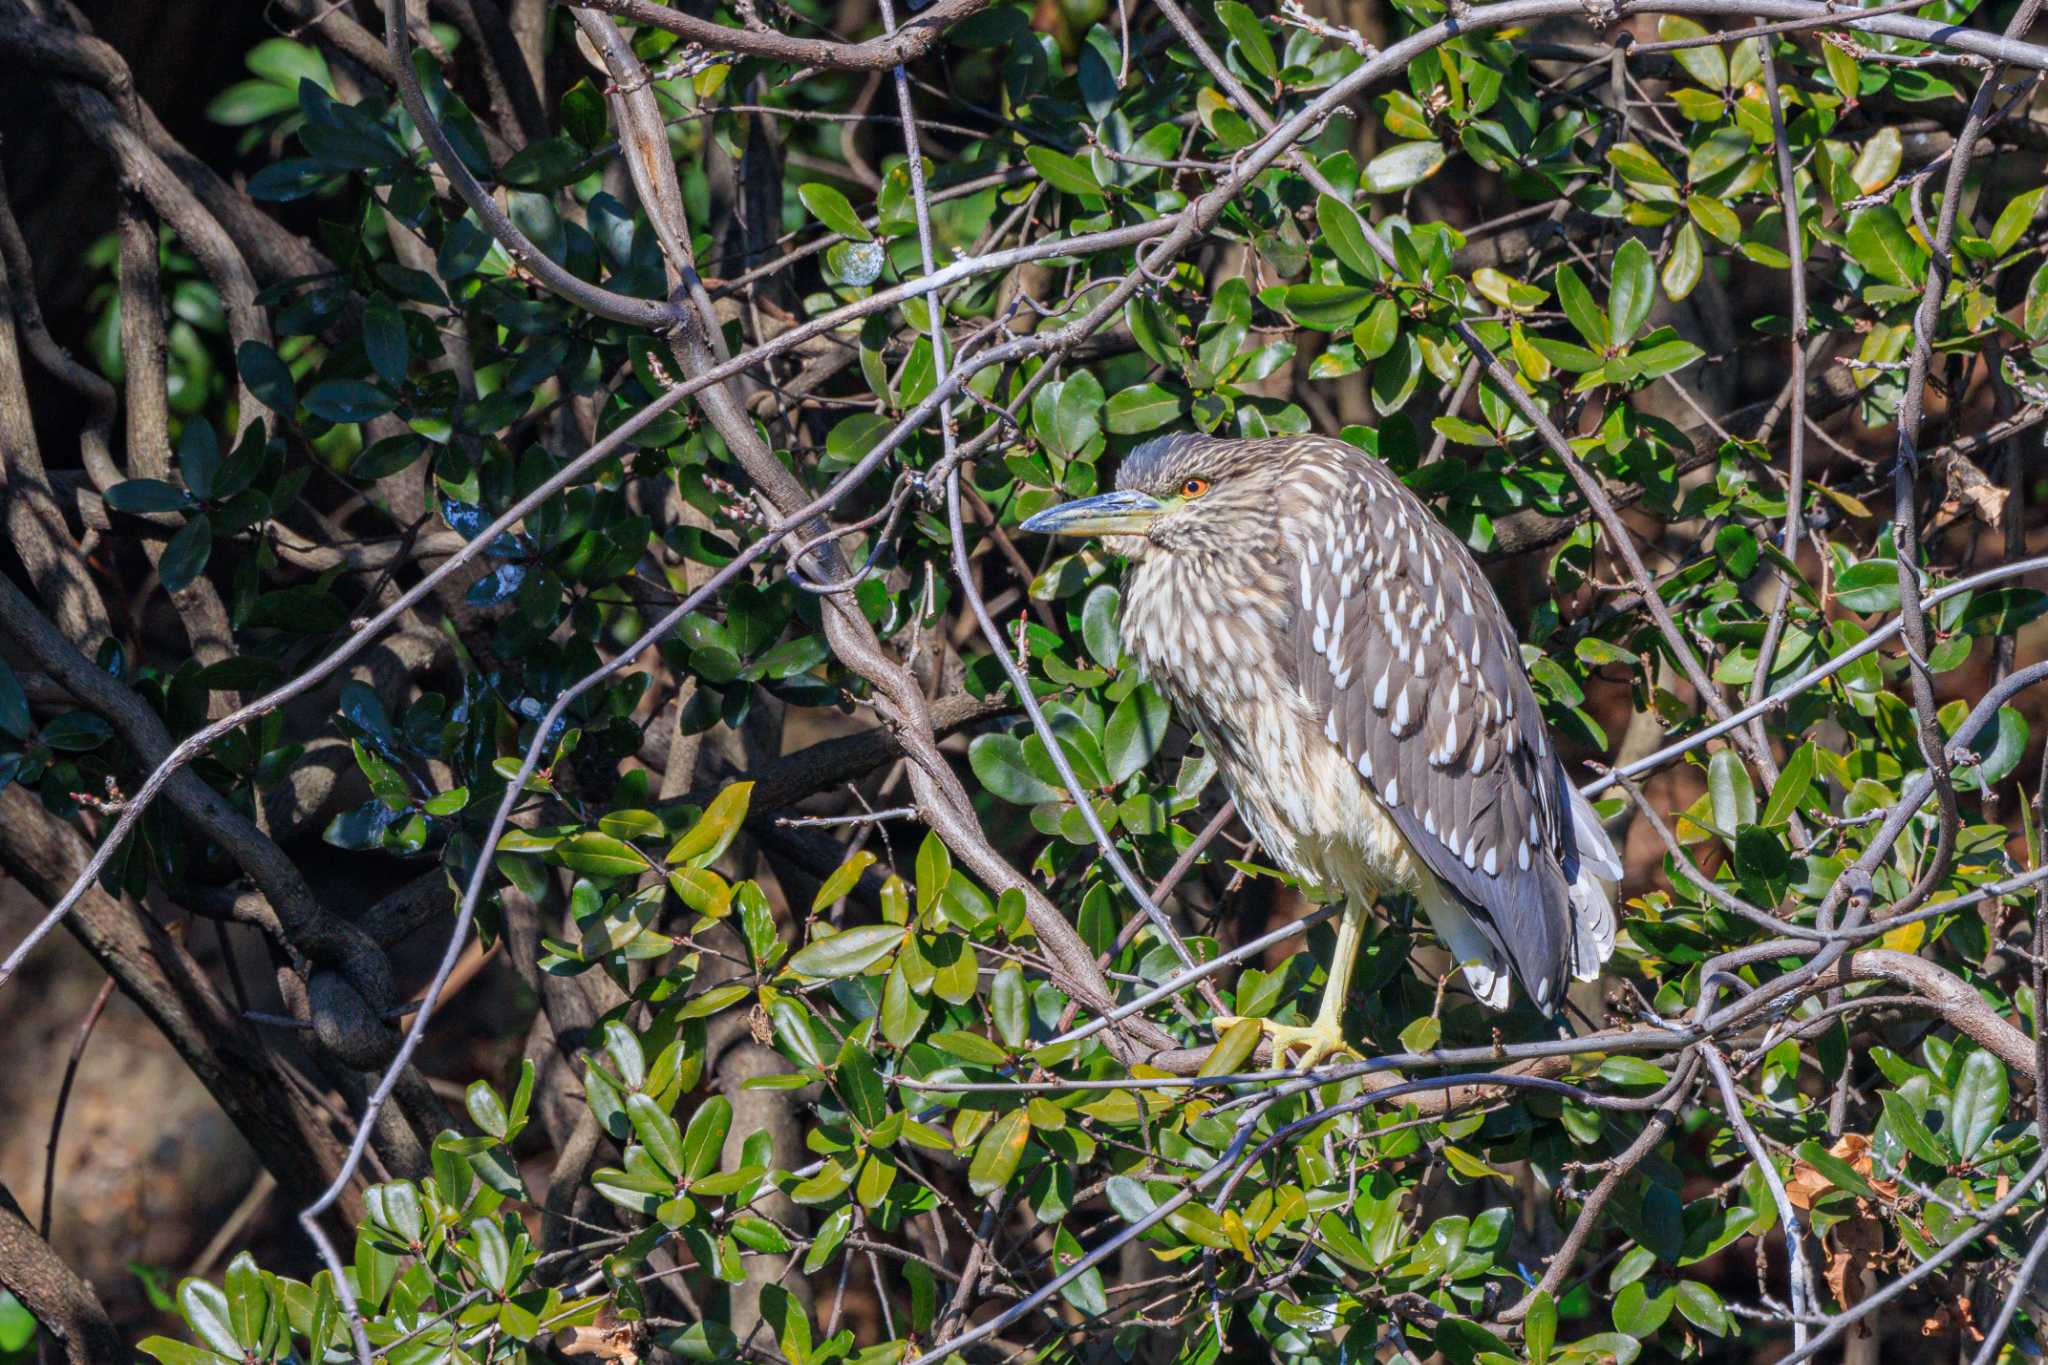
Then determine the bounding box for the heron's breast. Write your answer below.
[1119,552,1290,700]
[1219,710,1427,902]
[1119,550,1428,897]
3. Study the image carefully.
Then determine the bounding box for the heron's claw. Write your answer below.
[1214,1015,1361,1073]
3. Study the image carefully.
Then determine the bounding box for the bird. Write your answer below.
[1020,432,1621,1068]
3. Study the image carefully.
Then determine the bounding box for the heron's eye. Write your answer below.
[1182,478,1211,498]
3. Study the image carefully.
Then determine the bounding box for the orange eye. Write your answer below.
[1182,477,1211,497]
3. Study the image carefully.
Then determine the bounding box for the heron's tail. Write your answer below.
[1566,785,1622,981]
[1413,881,1514,1011]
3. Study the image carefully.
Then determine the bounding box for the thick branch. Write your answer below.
[0,1183,122,1365]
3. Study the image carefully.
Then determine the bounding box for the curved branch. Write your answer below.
[1836,949,2038,1079]
[570,0,992,71]
[0,1183,122,1365]
[386,7,684,330]
[0,572,401,1028]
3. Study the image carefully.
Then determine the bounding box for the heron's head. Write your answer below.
[1019,433,1287,560]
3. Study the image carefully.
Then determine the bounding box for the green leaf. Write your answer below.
[500,136,590,191]
[1026,145,1103,198]
[236,341,296,415]
[363,297,410,384]
[1316,194,1382,278]
[1054,370,1104,454]
[992,964,1030,1047]
[1105,384,1182,434]
[836,1038,889,1132]
[1607,141,1679,190]
[1850,126,1902,195]
[789,924,903,979]
[557,832,649,878]
[1610,1244,1656,1291]
[971,733,1063,805]
[1470,267,1546,313]
[1611,1279,1675,1337]
[805,1206,853,1273]
[1553,264,1608,352]
[1215,0,1278,78]
[1398,1014,1441,1052]
[206,79,300,127]
[1608,238,1654,348]
[968,1109,1032,1196]
[304,379,392,424]
[1082,584,1123,670]
[1524,1289,1556,1364]
[465,1080,509,1139]
[932,1029,1008,1065]
[1824,41,1861,101]
[1706,749,1755,836]
[1880,1090,1947,1164]
[762,1284,813,1365]
[1950,1049,2009,1160]
[1363,141,1446,194]
[1051,1223,1111,1316]
[1655,16,1728,89]
[1631,338,1703,379]
[1760,742,1816,826]
[1103,687,1168,784]
[1433,1319,1510,1365]
[1370,330,1422,414]
[222,1253,267,1350]
[177,421,219,500]
[1835,559,1900,613]
[732,1215,791,1255]
[1281,284,1376,330]
[798,182,872,240]
[1201,1019,1263,1076]
[1675,1281,1731,1337]
[812,850,877,912]
[159,514,213,592]
[105,478,195,514]
[1992,188,2045,257]
[1353,297,1399,360]
[915,830,951,916]
[137,1340,228,1365]
[1662,222,1702,302]
[1794,1138,1877,1200]
[667,781,754,867]
[39,711,111,752]
[1846,204,1929,287]
[627,1092,687,1178]
[177,1277,241,1357]
[1687,194,1741,245]
[680,1094,734,1179]
[669,866,734,918]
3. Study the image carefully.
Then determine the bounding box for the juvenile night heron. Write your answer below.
[1022,433,1621,1066]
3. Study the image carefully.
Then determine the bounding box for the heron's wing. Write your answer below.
[1285,447,1576,1006]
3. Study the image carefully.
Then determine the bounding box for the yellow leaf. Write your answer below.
[1471,267,1521,310]
[1818,483,1874,519]
[1442,1146,1510,1182]
[1850,126,1902,195]
[1879,918,1926,952]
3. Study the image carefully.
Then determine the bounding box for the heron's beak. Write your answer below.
[1019,490,1166,538]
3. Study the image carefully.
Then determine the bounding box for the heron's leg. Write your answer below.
[1214,899,1368,1072]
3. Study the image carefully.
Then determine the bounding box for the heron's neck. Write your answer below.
[1119,544,1293,711]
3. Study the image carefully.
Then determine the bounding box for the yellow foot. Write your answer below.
[1213,1015,1362,1072]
